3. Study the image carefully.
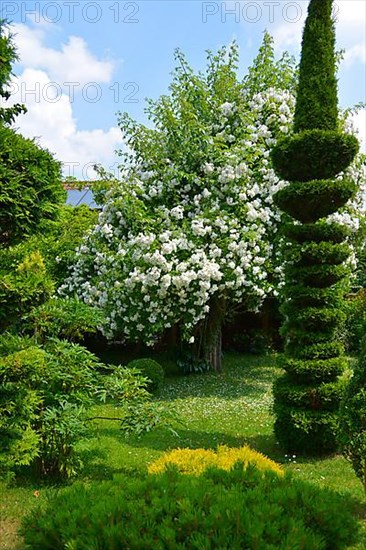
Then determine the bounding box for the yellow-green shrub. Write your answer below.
[148,445,283,476]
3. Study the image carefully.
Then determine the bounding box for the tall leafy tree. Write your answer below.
[271,0,359,454]
[62,35,297,370]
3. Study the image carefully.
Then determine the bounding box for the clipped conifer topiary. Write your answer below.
[271,0,359,454]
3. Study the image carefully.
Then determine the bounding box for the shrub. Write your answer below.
[339,343,366,493]
[126,358,165,392]
[22,297,103,343]
[0,332,35,356]
[148,445,283,476]
[0,250,54,329]
[0,340,102,478]
[21,466,359,549]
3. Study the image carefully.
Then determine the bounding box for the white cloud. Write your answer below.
[1,23,124,180]
[13,22,114,86]
[351,108,366,154]
[8,68,124,179]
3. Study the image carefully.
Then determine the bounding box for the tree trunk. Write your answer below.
[194,296,226,372]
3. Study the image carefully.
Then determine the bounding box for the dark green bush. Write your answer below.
[126,358,165,392]
[287,307,345,332]
[20,466,359,549]
[22,297,103,343]
[271,0,358,455]
[290,241,351,266]
[339,343,366,493]
[0,126,65,247]
[281,283,345,310]
[342,292,366,354]
[273,374,345,411]
[274,178,357,223]
[285,341,344,361]
[283,221,351,244]
[273,403,340,455]
[286,263,349,288]
[280,356,347,384]
[271,131,359,182]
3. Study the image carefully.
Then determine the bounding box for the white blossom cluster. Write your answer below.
[60,67,365,345]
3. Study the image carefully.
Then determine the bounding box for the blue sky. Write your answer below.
[2,1,365,179]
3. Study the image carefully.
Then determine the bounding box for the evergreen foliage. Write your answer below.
[339,343,366,493]
[0,126,65,247]
[293,0,337,132]
[271,0,359,454]
[20,466,359,549]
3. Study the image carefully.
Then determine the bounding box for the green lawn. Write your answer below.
[1,352,365,549]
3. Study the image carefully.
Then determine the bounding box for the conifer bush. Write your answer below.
[148,445,283,476]
[20,466,359,549]
[271,0,359,454]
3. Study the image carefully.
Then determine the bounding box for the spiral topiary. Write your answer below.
[271,0,359,454]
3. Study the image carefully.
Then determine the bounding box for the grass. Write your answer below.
[1,352,365,549]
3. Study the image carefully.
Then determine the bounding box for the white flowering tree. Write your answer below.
[62,34,365,371]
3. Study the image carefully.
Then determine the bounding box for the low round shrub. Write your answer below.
[271,130,359,182]
[274,178,357,223]
[148,445,283,476]
[126,358,165,392]
[20,466,359,549]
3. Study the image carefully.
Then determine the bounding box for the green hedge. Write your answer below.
[21,466,359,549]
